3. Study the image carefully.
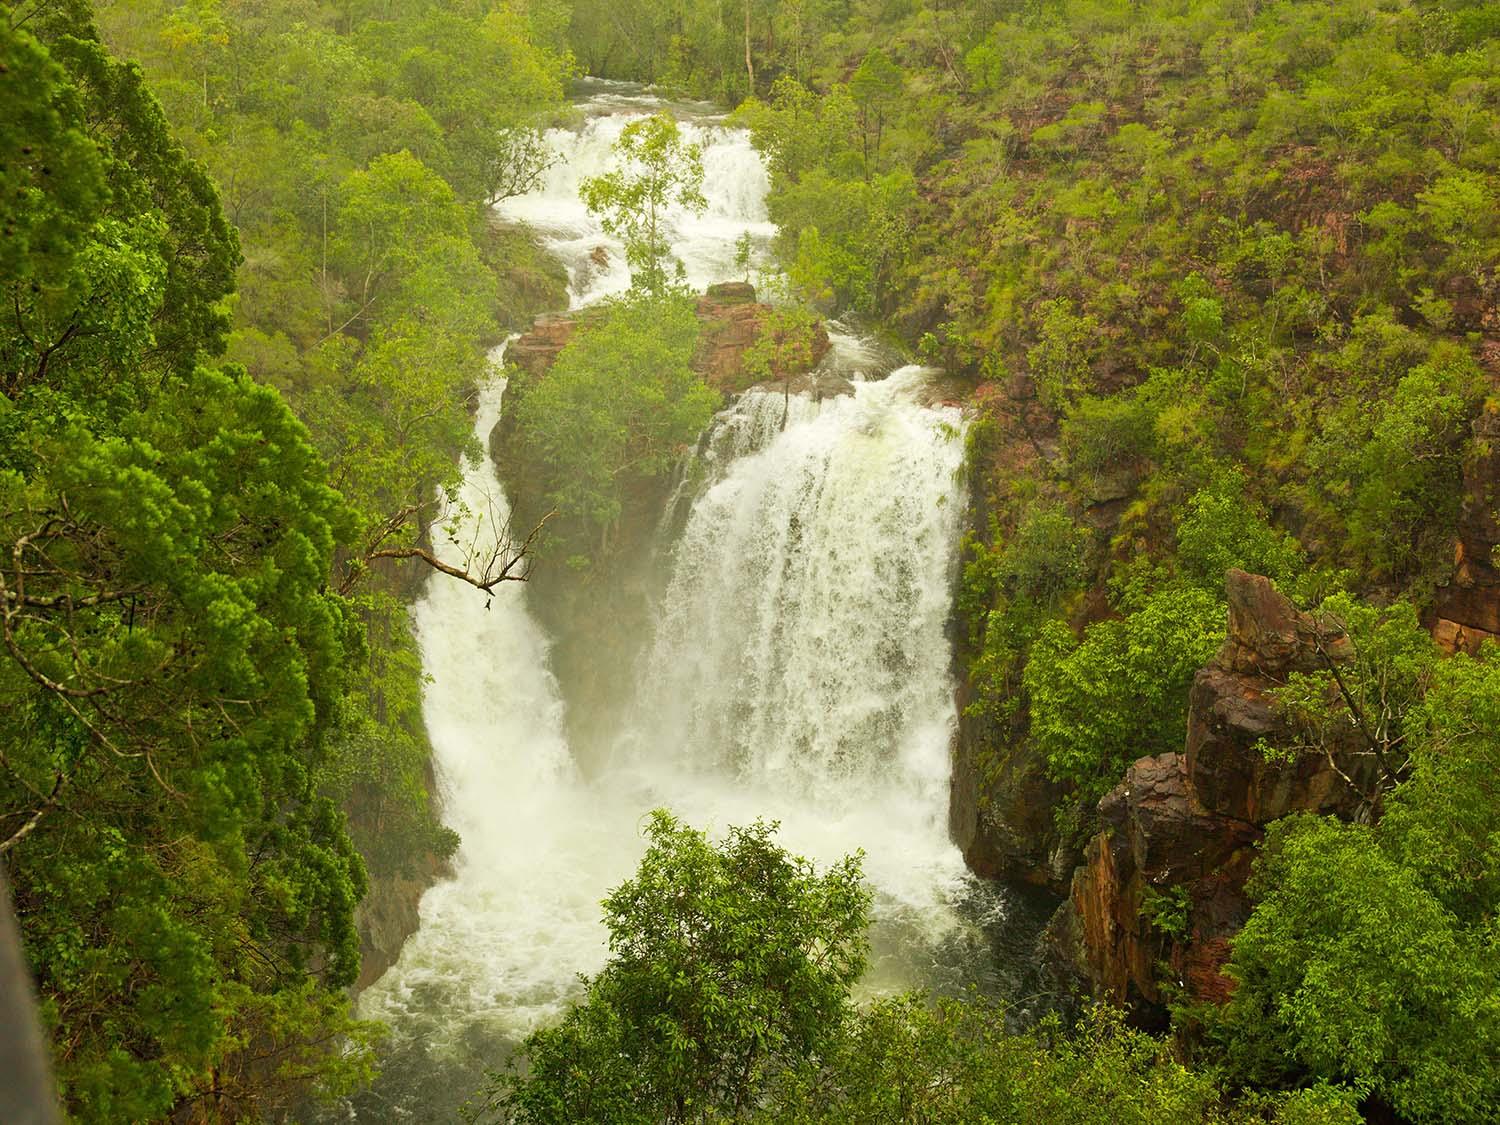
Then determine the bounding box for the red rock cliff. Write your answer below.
[1060,570,1378,1010]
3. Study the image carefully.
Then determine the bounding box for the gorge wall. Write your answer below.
[1053,571,1380,1013]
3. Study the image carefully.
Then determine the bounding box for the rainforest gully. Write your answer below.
[1,3,1497,1124]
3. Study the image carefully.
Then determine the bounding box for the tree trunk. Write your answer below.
[743,1,755,93]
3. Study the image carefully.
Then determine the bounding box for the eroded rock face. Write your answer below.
[950,716,1070,889]
[1434,404,1500,654]
[508,312,587,379]
[1063,570,1371,1010]
[694,287,832,392]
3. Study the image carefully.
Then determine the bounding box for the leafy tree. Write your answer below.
[1175,479,1302,591]
[471,811,871,1123]
[1210,639,1500,1122]
[1213,815,1500,1124]
[581,113,707,295]
[1267,594,1436,805]
[1025,584,1226,810]
[848,48,902,176]
[513,292,715,553]
[765,999,1361,1125]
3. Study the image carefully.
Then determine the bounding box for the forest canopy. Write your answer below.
[2,0,1498,1122]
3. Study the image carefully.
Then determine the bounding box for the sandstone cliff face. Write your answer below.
[1061,570,1376,1012]
[1434,403,1500,654]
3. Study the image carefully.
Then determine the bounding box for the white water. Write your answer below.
[352,83,996,1116]
[498,83,775,304]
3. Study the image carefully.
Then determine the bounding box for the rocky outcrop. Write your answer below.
[1433,403,1500,654]
[506,282,831,395]
[508,311,591,378]
[693,282,832,392]
[951,719,1073,890]
[355,864,439,991]
[1062,570,1375,1012]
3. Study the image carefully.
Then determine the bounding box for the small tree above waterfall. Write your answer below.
[581,112,706,295]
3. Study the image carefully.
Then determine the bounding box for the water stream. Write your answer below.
[347,82,1031,1120]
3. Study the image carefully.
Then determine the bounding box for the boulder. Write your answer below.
[704,280,757,304]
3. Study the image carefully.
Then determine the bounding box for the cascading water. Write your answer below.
[610,368,983,994]
[349,83,1018,1120]
[498,81,775,303]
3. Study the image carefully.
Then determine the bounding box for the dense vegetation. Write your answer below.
[1,0,569,1118]
[4,0,1499,1121]
[478,815,1362,1124]
[524,0,1500,1121]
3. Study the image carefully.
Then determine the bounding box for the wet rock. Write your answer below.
[1219,569,1351,676]
[354,852,448,992]
[951,727,1069,890]
[746,371,854,400]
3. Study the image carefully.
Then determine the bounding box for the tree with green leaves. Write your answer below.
[512,291,715,556]
[1025,582,1226,814]
[581,113,706,296]
[474,813,1362,1125]
[471,811,871,1124]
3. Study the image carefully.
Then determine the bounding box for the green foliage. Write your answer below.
[764,1000,1361,1125]
[478,815,1362,1125]
[1175,479,1303,591]
[513,292,715,551]
[1,357,382,1117]
[1142,885,1193,942]
[1211,638,1500,1122]
[0,6,546,1115]
[472,811,871,1123]
[1025,584,1226,809]
[738,282,821,392]
[1270,594,1436,802]
[581,113,706,296]
[1214,815,1500,1124]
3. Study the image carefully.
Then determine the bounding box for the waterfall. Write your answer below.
[349,82,998,1119]
[498,88,774,304]
[612,370,973,952]
[355,363,639,1049]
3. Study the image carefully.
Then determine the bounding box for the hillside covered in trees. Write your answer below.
[2,0,1498,1122]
